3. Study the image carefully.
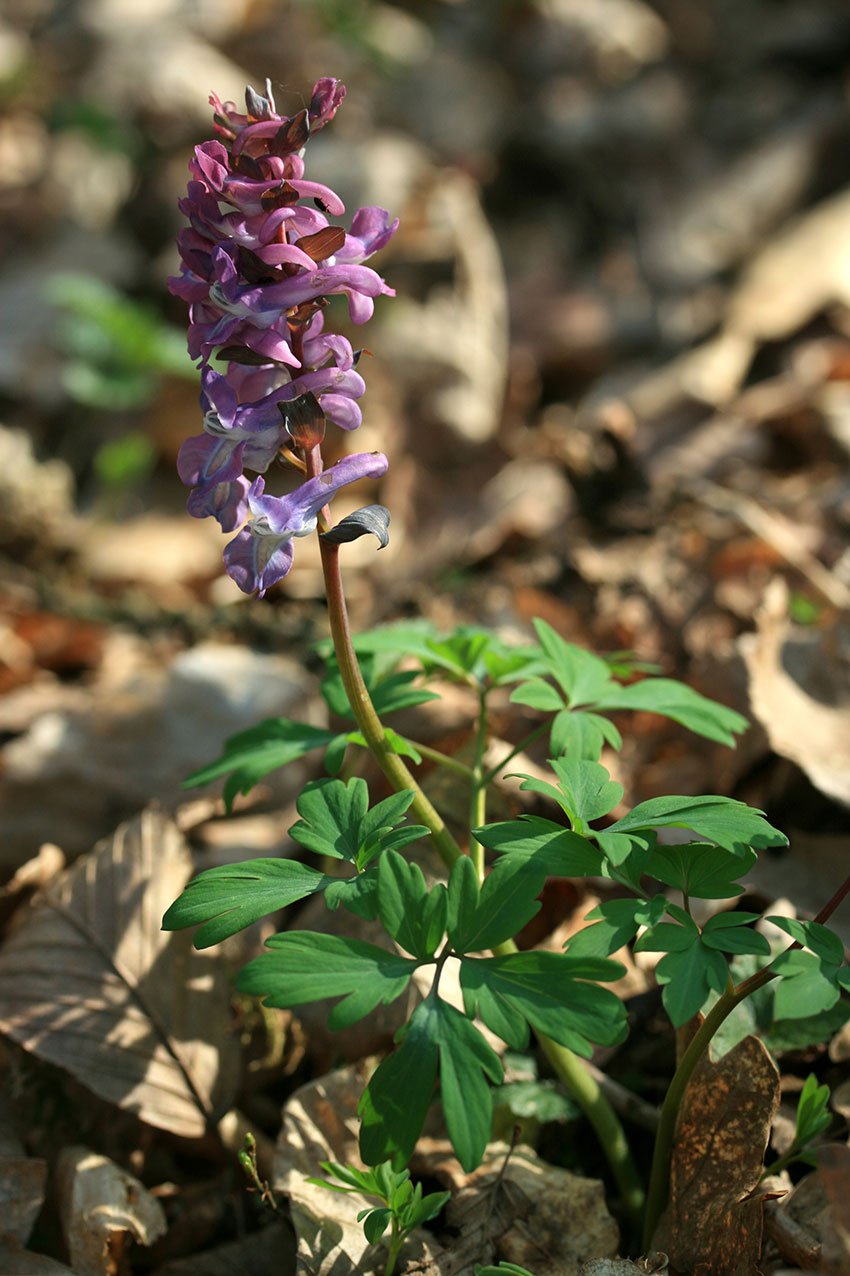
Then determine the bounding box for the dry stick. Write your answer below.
[642,868,850,1251]
[318,537,645,1227]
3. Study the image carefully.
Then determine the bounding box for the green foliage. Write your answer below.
[162,859,329,948]
[474,815,603,877]
[360,994,503,1171]
[49,274,193,411]
[238,931,419,1031]
[289,779,428,870]
[795,1074,832,1150]
[460,950,628,1056]
[643,842,754,899]
[514,758,623,834]
[182,718,340,812]
[565,896,667,958]
[599,794,787,863]
[635,907,770,1026]
[447,856,545,953]
[309,1160,450,1264]
[508,619,749,761]
[376,851,447,960]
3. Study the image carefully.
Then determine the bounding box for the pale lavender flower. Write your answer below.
[224,452,389,596]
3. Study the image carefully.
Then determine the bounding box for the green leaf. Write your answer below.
[643,842,754,899]
[494,1078,579,1125]
[162,859,328,948]
[592,679,749,747]
[655,941,729,1026]
[346,728,423,766]
[550,710,622,762]
[473,816,603,877]
[360,1207,392,1244]
[771,949,842,1020]
[701,913,770,956]
[461,950,628,1056]
[238,932,420,1030]
[515,758,622,835]
[565,896,667,958]
[323,734,350,776]
[376,851,447,960]
[288,778,427,871]
[795,1074,832,1148]
[402,1188,451,1230]
[601,795,787,858]
[762,999,850,1054]
[532,621,615,707]
[182,718,338,811]
[510,679,565,712]
[475,1265,536,1276]
[359,995,502,1172]
[766,917,845,966]
[324,869,379,920]
[447,856,546,953]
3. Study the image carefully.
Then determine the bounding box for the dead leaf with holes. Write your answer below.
[652,1034,780,1275]
[56,1146,166,1276]
[0,809,239,1137]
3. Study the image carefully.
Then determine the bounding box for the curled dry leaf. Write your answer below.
[742,580,850,807]
[652,1034,780,1276]
[56,1146,166,1276]
[0,809,239,1137]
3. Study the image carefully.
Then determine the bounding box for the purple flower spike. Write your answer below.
[224,452,389,596]
[170,77,397,591]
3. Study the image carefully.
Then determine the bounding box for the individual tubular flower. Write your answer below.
[224,451,389,596]
[169,76,398,590]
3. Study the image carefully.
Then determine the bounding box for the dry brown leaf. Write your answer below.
[652,1034,780,1275]
[151,1221,296,1276]
[0,1156,47,1244]
[412,1140,619,1276]
[56,1146,167,1276]
[0,809,239,1137]
[818,1146,850,1273]
[742,581,850,807]
[768,1150,850,1275]
[0,1238,75,1275]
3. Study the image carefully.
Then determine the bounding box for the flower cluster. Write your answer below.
[169,78,396,595]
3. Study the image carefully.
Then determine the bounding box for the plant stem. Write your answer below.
[480,720,550,788]
[319,542,642,1228]
[492,940,645,1227]
[469,687,489,880]
[384,1219,404,1276]
[405,739,474,778]
[642,868,850,1250]
[319,539,463,870]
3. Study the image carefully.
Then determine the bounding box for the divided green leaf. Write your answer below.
[550,710,622,762]
[238,931,420,1030]
[162,858,329,948]
[592,678,748,747]
[474,816,603,877]
[447,856,546,953]
[376,850,447,959]
[182,717,338,811]
[565,896,667,958]
[359,995,502,1172]
[643,842,754,899]
[461,950,628,1055]
[600,795,787,859]
[515,758,623,835]
[289,778,428,870]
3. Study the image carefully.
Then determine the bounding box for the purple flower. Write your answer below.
[224,452,389,595]
[170,76,397,591]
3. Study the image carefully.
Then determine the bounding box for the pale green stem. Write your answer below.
[469,687,489,880]
[480,720,550,788]
[406,739,474,778]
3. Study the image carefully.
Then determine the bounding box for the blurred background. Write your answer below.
[1,0,849,884]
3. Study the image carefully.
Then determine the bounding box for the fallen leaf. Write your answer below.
[0,1238,75,1275]
[767,1150,850,1275]
[56,1146,167,1276]
[0,809,239,1137]
[652,1034,780,1275]
[0,1156,47,1244]
[151,1221,296,1276]
[742,580,850,806]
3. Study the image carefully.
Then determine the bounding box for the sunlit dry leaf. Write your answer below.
[652,1035,780,1275]
[0,809,239,1137]
[56,1146,166,1276]
[742,581,850,807]
[151,1221,296,1276]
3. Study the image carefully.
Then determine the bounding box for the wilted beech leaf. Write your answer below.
[321,505,391,549]
[0,810,238,1137]
[653,1035,780,1274]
